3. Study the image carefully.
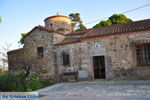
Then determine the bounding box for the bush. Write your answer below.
[0,72,53,92]
[0,69,7,75]
[0,73,20,91]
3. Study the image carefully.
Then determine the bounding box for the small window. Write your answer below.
[37,47,44,58]
[50,23,53,26]
[62,52,70,66]
[45,22,49,27]
[135,44,150,66]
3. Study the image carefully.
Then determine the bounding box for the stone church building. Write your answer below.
[7,14,150,80]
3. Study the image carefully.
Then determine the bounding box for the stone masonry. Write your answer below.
[7,14,150,80]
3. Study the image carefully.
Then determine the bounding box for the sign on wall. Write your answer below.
[78,70,88,78]
[94,42,101,48]
[91,41,106,56]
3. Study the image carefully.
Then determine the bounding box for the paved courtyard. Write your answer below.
[37,80,150,100]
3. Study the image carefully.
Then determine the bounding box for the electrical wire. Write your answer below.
[84,3,150,25]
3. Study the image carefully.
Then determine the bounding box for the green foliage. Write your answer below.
[71,23,76,31]
[0,72,21,91]
[69,13,86,31]
[19,33,28,45]
[0,68,3,74]
[0,72,53,92]
[64,37,70,40]
[93,20,111,28]
[0,70,8,75]
[109,14,132,24]
[0,17,1,23]
[69,13,81,22]
[93,14,133,28]
[78,23,86,30]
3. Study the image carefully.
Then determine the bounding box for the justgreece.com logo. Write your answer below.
[0,92,38,100]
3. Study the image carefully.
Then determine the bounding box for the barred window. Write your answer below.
[135,44,150,66]
[62,52,70,66]
[37,47,44,58]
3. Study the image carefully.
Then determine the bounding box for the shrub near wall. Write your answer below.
[0,72,53,92]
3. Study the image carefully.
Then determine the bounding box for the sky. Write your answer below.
[0,0,150,51]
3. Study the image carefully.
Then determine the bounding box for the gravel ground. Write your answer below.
[37,80,150,100]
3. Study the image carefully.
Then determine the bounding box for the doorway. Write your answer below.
[93,56,106,79]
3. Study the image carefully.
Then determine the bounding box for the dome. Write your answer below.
[44,13,71,22]
[44,13,72,34]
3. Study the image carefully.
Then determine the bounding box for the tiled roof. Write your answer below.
[55,29,92,46]
[56,18,150,46]
[82,18,150,39]
[55,38,80,46]
[23,25,65,39]
[66,29,92,36]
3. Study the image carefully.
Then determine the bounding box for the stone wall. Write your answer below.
[114,67,150,80]
[87,31,150,80]
[53,33,65,44]
[45,16,71,34]
[8,48,25,74]
[24,28,57,78]
[8,28,150,80]
[56,42,94,80]
[57,31,150,80]
[8,28,57,79]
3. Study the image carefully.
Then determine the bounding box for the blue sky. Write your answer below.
[0,0,150,50]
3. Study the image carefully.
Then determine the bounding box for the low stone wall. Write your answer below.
[7,48,25,73]
[113,67,150,80]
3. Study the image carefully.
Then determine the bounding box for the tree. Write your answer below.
[69,13,86,31]
[0,43,11,70]
[109,14,132,24]
[13,46,47,91]
[93,20,111,28]
[19,33,28,45]
[0,17,1,23]
[93,14,132,28]
[78,23,86,30]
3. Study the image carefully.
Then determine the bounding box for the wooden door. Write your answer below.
[93,56,105,79]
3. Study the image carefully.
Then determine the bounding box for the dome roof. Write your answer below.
[44,13,71,22]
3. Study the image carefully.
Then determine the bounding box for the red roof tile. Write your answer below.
[55,38,80,46]
[23,25,65,39]
[56,18,150,46]
[66,29,92,36]
[82,18,150,39]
